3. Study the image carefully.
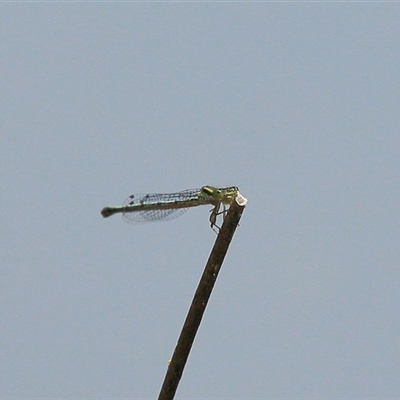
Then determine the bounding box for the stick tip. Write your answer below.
[235,192,248,206]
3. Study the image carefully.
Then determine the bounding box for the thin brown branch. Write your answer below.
[158,198,246,400]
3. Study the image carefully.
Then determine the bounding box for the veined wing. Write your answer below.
[122,188,202,224]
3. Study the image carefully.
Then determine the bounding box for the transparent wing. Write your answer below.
[121,188,200,224]
[122,207,189,223]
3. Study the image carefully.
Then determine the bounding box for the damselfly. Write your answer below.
[101,185,239,232]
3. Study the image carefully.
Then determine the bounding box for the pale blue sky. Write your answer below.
[2,3,399,399]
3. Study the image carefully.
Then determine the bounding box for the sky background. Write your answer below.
[1,3,399,399]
